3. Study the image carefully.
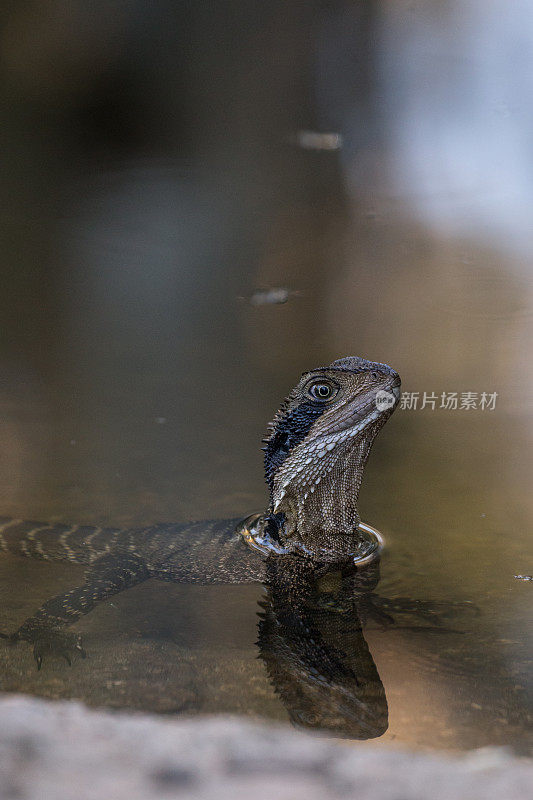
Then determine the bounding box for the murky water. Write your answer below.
[0,0,532,755]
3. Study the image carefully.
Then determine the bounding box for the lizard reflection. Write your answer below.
[258,553,388,739]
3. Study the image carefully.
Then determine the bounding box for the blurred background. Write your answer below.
[0,0,532,752]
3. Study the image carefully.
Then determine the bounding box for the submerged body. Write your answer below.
[0,517,260,582]
[1,517,391,738]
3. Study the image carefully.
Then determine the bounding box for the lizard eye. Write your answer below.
[308,381,337,401]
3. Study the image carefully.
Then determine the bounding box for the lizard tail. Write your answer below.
[0,517,122,565]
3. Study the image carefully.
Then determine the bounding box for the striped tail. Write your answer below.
[0,517,123,565]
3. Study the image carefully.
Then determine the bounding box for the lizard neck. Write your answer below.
[267,430,376,561]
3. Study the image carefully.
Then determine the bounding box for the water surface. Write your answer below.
[0,0,532,755]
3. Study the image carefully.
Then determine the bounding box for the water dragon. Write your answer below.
[0,356,400,736]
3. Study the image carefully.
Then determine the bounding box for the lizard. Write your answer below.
[0,355,401,671]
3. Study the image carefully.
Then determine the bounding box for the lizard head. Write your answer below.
[262,356,400,561]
